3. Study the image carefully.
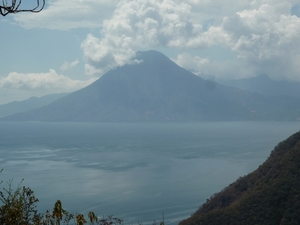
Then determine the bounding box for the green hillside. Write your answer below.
[180,131,300,225]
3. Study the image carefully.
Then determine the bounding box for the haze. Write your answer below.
[0,0,300,104]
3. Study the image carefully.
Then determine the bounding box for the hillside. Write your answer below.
[0,93,68,118]
[2,50,300,122]
[220,75,300,98]
[179,130,300,225]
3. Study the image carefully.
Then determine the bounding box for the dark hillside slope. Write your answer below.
[180,131,300,225]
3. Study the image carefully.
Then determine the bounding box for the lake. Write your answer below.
[0,121,299,224]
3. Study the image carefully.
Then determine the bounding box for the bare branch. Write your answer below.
[0,0,45,16]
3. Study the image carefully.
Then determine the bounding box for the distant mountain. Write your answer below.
[179,130,300,225]
[0,93,68,118]
[2,50,300,122]
[220,74,300,98]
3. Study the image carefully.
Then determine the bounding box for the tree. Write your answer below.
[0,0,45,16]
[0,178,42,225]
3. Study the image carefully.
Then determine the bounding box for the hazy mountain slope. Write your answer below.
[220,74,300,98]
[179,131,300,225]
[0,93,68,118]
[2,50,300,122]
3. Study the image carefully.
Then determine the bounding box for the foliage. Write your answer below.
[179,131,300,225]
[88,211,98,224]
[0,177,42,225]
[41,200,74,225]
[97,215,123,225]
[76,214,86,225]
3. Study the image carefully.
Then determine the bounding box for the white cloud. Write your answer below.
[0,69,97,104]
[13,0,300,81]
[0,69,96,91]
[172,0,300,81]
[172,53,209,76]
[173,53,256,80]
[13,0,118,30]
[81,33,137,76]
[60,59,79,72]
[219,1,300,80]
[81,0,209,76]
[171,0,300,81]
[202,60,257,81]
[82,0,300,79]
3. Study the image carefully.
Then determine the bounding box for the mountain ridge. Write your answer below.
[219,74,300,98]
[0,93,68,118]
[1,50,300,122]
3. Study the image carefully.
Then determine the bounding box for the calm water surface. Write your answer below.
[0,122,299,224]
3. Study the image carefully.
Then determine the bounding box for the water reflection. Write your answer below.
[0,122,299,224]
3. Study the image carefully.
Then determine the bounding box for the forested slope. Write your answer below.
[180,131,300,225]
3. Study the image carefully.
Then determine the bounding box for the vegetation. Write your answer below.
[0,176,41,225]
[0,170,165,225]
[179,131,300,225]
[0,180,124,225]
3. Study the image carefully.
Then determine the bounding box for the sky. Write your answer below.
[0,0,300,104]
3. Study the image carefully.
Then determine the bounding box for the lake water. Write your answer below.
[0,121,299,224]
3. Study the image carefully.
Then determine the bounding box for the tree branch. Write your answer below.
[0,0,45,16]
